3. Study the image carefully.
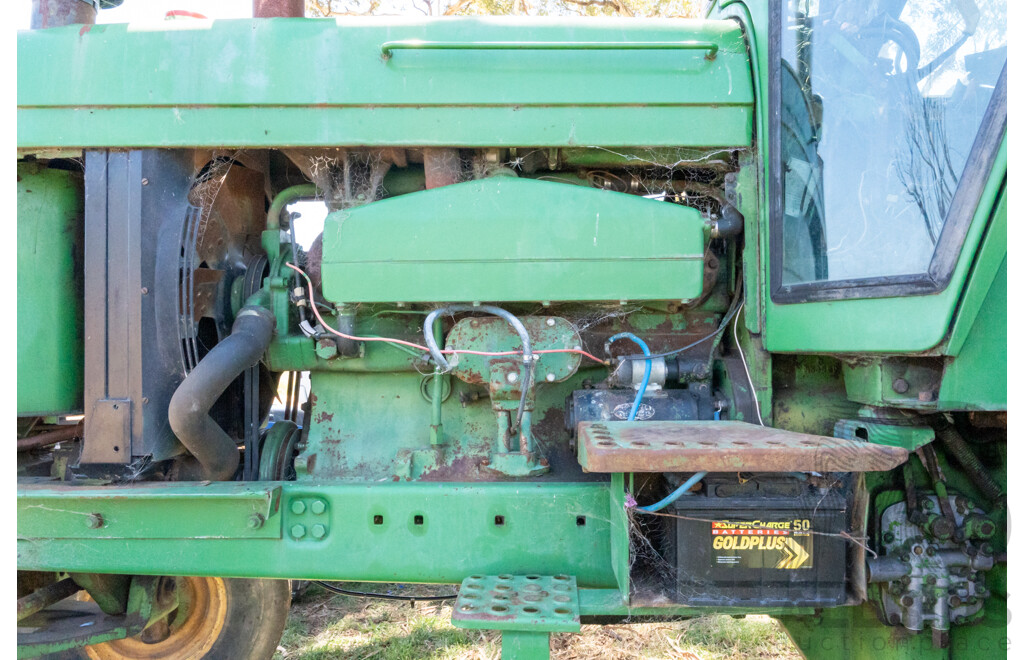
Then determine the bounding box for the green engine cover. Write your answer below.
[320,177,705,303]
[17,162,84,415]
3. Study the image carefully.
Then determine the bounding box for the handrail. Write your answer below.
[380,40,718,61]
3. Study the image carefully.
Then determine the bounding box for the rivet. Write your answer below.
[310,500,326,515]
[291,500,306,515]
[291,524,306,539]
[311,524,327,539]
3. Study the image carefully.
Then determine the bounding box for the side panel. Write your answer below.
[17,162,84,416]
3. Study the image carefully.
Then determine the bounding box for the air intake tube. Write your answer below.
[169,306,276,481]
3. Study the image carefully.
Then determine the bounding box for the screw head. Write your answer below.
[291,524,306,539]
[311,524,327,539]
[291,500,306,515]
[545,373,556,382]
[546,318,556,326]
[86,513,104,529]
[310,500,326,515]
[247,513,265,529]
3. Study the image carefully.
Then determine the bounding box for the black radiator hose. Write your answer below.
[169,306,276,481]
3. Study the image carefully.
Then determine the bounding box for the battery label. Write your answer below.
[710,520,812,569]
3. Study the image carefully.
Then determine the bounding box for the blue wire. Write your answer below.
[638,471,708,512]
[607,332,651,421]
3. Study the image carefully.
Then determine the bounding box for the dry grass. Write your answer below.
[274,584,801,660]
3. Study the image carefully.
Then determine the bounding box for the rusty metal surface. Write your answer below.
[18,423,82,452]
[31,0,96,29]
[423,148,461,189]
[577,420,909,473]
[253,0,304,17]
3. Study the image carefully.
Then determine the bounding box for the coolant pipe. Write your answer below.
[606,333,651,421]
[169,305,276,481]
[262,184,318,258]
[429,316,445,446]
[638,471,708,513]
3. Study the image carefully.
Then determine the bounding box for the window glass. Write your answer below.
[780,0,1005,285]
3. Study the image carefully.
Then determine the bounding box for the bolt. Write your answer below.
[311,524,327,539]
[926,575,937,586]
[913,545,924,556]
[291,500,306,515]
[140,287,149,295]
[546,373,556,382]
[141,178,149,186]
[247,513,265,529]
[883,532,896,544]
[923,499,934,510]
[926,546,937,556]
[949,596,962,608]
[546,318,556,327]
[291,524,306,539]
[506,372,518,383]
[310,500,326,515]
[892,378,910,394]
[901,595,914,607]
[901,575,912,586]
[86,513,104,529]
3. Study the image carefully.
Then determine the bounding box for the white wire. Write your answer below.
[733,301,765,426]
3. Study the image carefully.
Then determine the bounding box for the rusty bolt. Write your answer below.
[247,513,265,529]
[540,458,549,467]
[481,459,491,466]
[892,378,910,394]
[949,596,962,608]
[900,595,914,607]
[86,513,104,529]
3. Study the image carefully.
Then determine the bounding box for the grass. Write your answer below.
[274,584,802,660]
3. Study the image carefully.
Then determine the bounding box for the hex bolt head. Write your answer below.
[949,596,962,608]
[892,378,910,394]
[310,500,326,515]
[311,524,327,539]
[545,373,556,382]
[901,595,915,607]
[247,513,265,529]
[86,513,104,529]
[291,500,306,515]
[883,532,896,544]
[291,524,306,539]
[506,372,518,383]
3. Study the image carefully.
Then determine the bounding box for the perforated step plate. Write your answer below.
[452,575,581,632]
[577,420,908,473]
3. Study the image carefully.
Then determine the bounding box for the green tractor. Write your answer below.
[17,0,1006,658]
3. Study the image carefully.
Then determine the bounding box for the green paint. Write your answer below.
[321,178,706,304]
[18,481,618,587]
[17,162,84,416]
[18,19,752,149]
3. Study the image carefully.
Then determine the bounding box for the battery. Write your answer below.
[671,476,848,608]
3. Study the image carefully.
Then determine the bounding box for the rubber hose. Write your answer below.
[934,419,1004,504]
[169,306,276,481]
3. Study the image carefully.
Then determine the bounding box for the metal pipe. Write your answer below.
[18,578,81,621]
[17,423,82,452]
[253,0,304,17]
[429,317,445,446]
[169,306,276,481]
[31,0,97,29]
[267,184,317,233]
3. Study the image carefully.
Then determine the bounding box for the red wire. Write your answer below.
[283,263,607,365]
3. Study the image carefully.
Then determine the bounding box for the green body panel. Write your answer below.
[18,480,617,587]
[321,178,706,304]
[17,162,84,415]
[18,18,752,149]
